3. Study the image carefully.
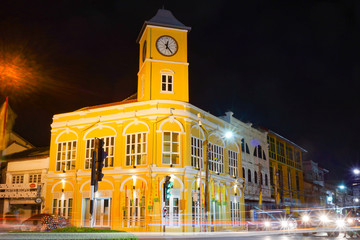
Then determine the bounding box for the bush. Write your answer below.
[51,227,138,240]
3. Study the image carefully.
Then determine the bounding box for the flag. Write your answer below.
[0,97,16,151]
[259,190,263,207]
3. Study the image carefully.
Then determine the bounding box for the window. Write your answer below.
[208,143,224,174]
[263,150,267,160]
[248,169,252,182]
[268,136,276,159]
[192,191,203,226]
[286,146,293,161]
[123,190,145,228]
[258,146,262,159]
[56,141,77,171]
[161,74,173,92]
[29,174,41,183]
[162,132,180,165]
[245,143,250,154]
[260,172,263,185]
[125,133,147,166]
[53,198,73,219]
[230,195,241,226]
[12,175,24,184]
[295,151,301,163]
[228,150,238,177]
[265,174,268,186]
[296,172,300,191]
[254,171,258,184]
[269,167,274,185]
[85,137,115,169]
[241,139,245,152]
[164,194,180,227]
[242,167,246,179]
[191,136,203,169]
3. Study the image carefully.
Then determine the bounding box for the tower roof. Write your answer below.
[137,9,191,42]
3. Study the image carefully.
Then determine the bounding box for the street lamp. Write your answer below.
[354,169,360,175]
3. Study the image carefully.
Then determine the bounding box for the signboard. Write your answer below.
[0,183,40,199]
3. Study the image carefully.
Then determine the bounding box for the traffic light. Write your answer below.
[164,176,173,200]
[91,138,107,192]
[95,138,107,182]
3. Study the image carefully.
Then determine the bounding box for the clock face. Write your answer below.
[142,40,147,62]
[156,36,178,56]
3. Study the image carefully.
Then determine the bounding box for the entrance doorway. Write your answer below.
[83,198,111,228]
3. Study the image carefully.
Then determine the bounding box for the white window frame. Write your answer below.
[123,189,146,228]
[162,131,180,165]
[12,175,24,184]
[230,195,241,226]
[191,136,203,169]
[85,137,115,169]
[208,143,224,174]
[29,174,42,183]
[53,197,73,219]
[228,150,238,177]
[163,190,180,227]
[56,141,77,171]
[125,133,147,166]
[161,74,173,93]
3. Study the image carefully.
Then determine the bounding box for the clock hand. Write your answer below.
[165,42,173,54]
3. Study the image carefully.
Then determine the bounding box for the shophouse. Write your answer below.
[44,9,245,232]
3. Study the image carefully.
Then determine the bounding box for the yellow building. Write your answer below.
[267,130,306,208]
[44,9,245,232]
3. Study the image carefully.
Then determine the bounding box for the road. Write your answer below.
[0,231,352,240]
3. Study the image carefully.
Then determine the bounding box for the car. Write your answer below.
[299,210,349,237]
[20,214,70,232]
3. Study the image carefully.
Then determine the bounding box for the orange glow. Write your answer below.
[0,50,41,97]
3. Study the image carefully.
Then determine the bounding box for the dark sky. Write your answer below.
[1,0,359,182]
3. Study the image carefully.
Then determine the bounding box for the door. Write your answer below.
[94,198,111,228]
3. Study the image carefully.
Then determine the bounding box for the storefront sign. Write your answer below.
[0,183,40,199]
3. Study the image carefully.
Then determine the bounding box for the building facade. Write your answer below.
[221,112,272,219]
[266,130,306,208]
[44,9,245,232]
[302,160,328,207]
[1,147,49,220]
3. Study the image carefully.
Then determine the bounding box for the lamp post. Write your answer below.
[337,185,346,214]
[198,113,234,232]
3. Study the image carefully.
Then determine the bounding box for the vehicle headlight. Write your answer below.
[347,218,354,224]
[302,215,310,222]
[264,221,271,227]
[336,219,346,228]
[281,220,289,228]
[320,215,329,223]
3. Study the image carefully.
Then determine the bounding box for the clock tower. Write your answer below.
[137,9,191,102]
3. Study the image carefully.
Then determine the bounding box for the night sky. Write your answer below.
[1,1,359,182]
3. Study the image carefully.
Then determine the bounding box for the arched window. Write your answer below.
[241,139,245,152]
[254,171,258,184]
[245,143,250,154]
[265,174,268,186]
[248,169,252,182]
[260,173,263,185]
[242,167,246,179]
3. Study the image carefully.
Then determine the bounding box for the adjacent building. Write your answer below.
[302,160,328,207]
[266,130,306,208]
[1,147,49,220]
[220,112,272,219]
[44,9,245,232]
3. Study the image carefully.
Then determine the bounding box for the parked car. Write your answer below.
[20,214,70,232]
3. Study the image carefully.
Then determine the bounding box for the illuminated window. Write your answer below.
[228,150,238,177]
[161,74,173,93]
[125,133,147,166]
[56,141,77,171]
[29,174,41,183]
[191,136,203,168]
[85,137,114,169]
[230,195,241,226]
[162,132,180,165]
[12,175,24,184]
[208,143,224,174]
[53,198,73,219]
